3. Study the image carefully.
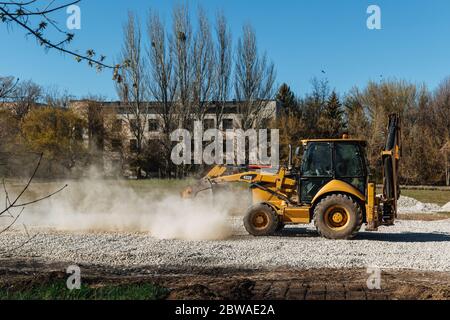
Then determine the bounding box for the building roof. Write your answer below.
[69,99,277,115]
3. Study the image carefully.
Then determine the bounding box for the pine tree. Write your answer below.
[276,83,298,116]
[318,91,344,138]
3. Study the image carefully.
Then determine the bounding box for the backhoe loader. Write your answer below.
[182,114,401,240]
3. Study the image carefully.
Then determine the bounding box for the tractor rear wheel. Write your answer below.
[313,194,363,240]
[244,204,279,236]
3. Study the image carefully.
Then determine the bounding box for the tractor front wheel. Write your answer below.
[275,220,285,232]
[244,204,279,236]
[313,194,363,240]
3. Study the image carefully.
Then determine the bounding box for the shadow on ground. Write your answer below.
[275,228,450,243]
[356,232,450,242]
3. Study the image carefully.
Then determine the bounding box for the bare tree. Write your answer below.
[0,76,19,100]
[43,87,73,109]
[344,93,369,139]
[213,11,232,129]
[234,24,276,130]
[433,77,450,145]
[147,10,177,177]
[10,80,42,119]
[171,4,194,130]
[116,12,149,179]
[191,7,215,122]
[432,77,450,185]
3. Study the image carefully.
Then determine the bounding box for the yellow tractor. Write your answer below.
[183,114,401,240]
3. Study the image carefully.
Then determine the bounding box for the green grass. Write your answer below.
[400,189,450,206]
[125,178,195,194]
[0,280,169,300]
[126,180,449,205]
[4,177,197,201]
[7,177,450,206]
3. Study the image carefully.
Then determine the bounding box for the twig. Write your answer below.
[4,1,80,17]
[2,178,14,217]
[0,233,38,256]
[0,207,24,235]
[0,0,118,70]
[0,152,43,217]
[0,152,67,256]
[15,183,67,207]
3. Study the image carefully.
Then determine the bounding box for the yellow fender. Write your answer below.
[311,180,365,205]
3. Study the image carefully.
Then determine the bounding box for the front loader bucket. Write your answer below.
[181,165,229,199]
[181,179,213,199]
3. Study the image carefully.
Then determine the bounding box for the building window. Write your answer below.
[148,119,160,132]
[129,119,138,131]
[130,139,138,153]
[222,119,234,130]
[111,139,122,152]
[204,119,215,130]
[112,119,122,132]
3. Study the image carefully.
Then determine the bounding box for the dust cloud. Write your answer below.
[19,171,242,240]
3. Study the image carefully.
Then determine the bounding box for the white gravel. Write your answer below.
[397,196,447,214]
[441,202,450,212]
[1,218,450,271]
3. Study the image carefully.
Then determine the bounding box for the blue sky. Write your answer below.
[1,0,450,100]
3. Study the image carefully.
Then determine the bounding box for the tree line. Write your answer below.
[1,4,449,185]
[114,5,275,178]
[1,75,449,185]
[274,78,450,185]
[0,79,86,177]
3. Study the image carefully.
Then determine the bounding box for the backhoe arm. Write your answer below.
[381,113,401,223]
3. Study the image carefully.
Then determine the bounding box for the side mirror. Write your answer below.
[295,146,302,157]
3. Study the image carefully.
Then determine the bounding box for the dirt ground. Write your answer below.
[1,182,449,300]
[0,259,448,300]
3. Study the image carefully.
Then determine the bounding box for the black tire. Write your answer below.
[275,220,285,232]
[313,194,363,240]
[244,204,279,236]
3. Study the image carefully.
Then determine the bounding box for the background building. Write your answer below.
[69,100,280,177]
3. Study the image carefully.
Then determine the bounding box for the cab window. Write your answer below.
[301,143,332,177]
[335,143,364,177]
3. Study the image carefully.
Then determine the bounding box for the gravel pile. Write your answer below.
[1,218,449,271]
[397,196,446,213]
[441,202,450,212]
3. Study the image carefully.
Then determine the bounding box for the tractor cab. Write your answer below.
[297,139,368,204]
